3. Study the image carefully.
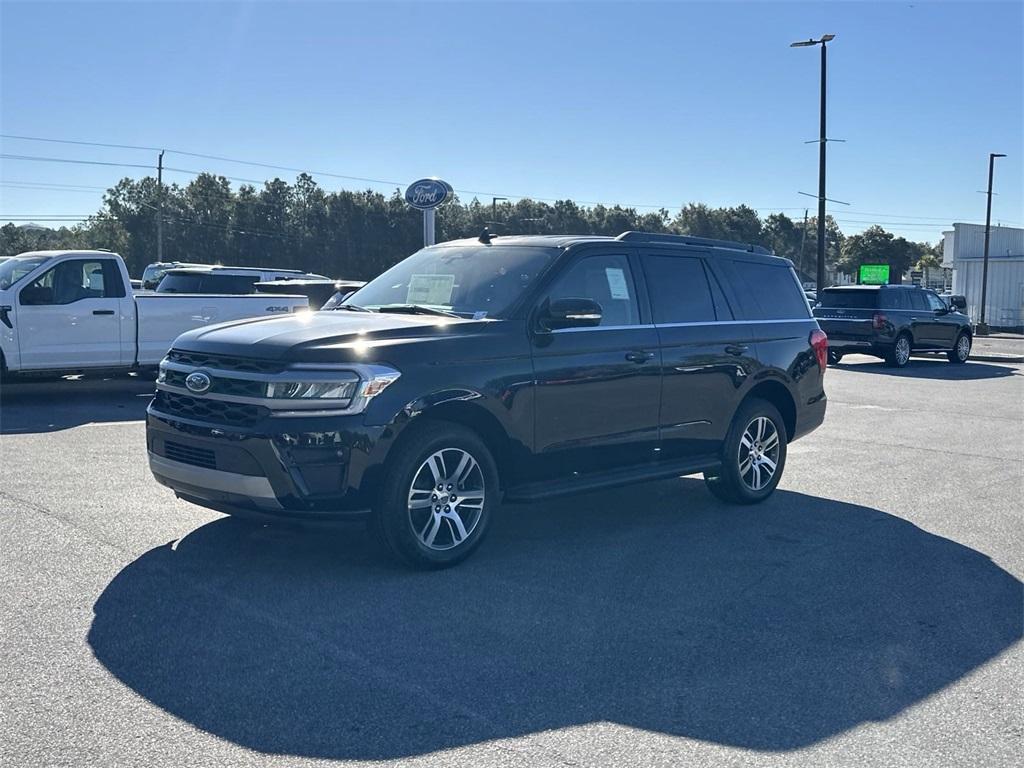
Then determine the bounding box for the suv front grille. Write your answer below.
[163,369,266,398]
[163,440,217,470]
[154,391,268,427]
[166,349,285,374]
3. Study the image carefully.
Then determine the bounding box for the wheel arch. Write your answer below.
[392,398,515,490]
[743,380,797,442]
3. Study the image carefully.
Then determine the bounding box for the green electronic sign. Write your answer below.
[859,264,890,285]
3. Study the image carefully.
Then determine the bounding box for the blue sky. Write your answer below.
[1,0,1021,243]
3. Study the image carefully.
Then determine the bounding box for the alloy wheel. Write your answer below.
[738,416,781,491]
[957,334,970,361]
[896,336,911,366]
[407,448,486,551]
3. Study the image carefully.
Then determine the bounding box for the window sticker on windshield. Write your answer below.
[407,274,455,305]
[606,267,630,300]
[472,311,488,320]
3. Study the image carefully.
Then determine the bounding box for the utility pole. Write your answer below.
[791,34,836,291]
[156,150,165,262]
[977,152,1006,335]
[799,208,809,281]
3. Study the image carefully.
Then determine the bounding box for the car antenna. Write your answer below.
[478,227,496,244]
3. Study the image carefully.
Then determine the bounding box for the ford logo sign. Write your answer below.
[405,178,453,210]
[184,371,212,395]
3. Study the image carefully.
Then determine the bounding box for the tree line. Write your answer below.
[0,172,942,282]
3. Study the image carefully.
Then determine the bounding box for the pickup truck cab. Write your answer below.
[0,250,308,378]
[812,285,972,367]
[147,231,828,569]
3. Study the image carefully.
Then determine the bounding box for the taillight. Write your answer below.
[810,329,828,371]
[872,312,887,330]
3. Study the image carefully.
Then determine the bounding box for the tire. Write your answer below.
[827,350,844,365]
[885,333,912,368]
[947,332,971,364]
[703,398,788,505]
[372,421,498,569]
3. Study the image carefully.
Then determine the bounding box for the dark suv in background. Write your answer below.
[813,285,972,367]
[147,231,828,568]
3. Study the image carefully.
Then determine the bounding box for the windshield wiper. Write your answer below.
[331,303,373,312]
[375,304,461,318]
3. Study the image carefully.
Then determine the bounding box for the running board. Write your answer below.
[504,455,721,503]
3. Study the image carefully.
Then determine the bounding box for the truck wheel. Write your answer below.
[703,398,787,505]
[828,350,844,365]
[885,333,912,368]
[947,332,971,364]
[372,422,498,569]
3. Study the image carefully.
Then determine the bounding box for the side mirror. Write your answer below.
[538,297,603,331]
[950,295,967,312]
[19,285,52,306]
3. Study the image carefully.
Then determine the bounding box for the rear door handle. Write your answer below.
[725,344,749,356]
[625,350,654,364]
[93,309,115,315]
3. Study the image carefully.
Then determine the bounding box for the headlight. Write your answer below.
[266,375,360,402]
[156,359,168,383]
[264,366,400,412]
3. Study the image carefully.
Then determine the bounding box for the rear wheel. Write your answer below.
[885,333,912,368]
[704,398,787,505]
[947,332,971,364]
[372,422,498,569]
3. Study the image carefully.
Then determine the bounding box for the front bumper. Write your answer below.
[146,405,391,520]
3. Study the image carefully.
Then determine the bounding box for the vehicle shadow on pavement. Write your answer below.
[0,376,154,434]
[833,357,1019,380]
[89,479,1022,759]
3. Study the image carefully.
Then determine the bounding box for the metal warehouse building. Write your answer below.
[942,223,1024,330]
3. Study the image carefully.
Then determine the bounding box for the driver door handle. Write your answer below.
[92,310,115,315]
[725,344,749,356]
[625,350,654,364]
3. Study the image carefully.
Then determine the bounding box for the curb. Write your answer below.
[968,354,1024,363]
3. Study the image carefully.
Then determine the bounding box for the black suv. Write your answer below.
[812,285,973,368]
[147,232,828,568]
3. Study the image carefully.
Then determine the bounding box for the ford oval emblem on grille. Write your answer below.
[185,371,212,394]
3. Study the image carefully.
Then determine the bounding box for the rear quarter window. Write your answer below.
[820,290,880,309]
[727,260,810,320]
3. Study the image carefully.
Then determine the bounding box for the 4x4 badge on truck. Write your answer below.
[184,371,212,395]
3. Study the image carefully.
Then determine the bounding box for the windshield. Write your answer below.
[0,254,52,291]
[343,245,558,318]
[157,273,259,294]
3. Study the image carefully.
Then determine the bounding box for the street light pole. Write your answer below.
[791,34,836,291]
[156,150,165,262]
[492,197,507,224]
[977,152,1006,335]
[816,40,827,292]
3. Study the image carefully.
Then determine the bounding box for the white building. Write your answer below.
[942,223,1024,330]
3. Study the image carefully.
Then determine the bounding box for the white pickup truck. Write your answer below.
[0,250,309,377]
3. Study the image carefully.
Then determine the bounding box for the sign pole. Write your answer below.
[423,209,436,247]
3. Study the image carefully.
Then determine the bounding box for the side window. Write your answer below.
[729,261,811,320]
[20,259,116,305]
[880,289,910,310]
[544,253,640,327]
[924,291,946,311]
[909,290,929,311]
[641,255,717,323]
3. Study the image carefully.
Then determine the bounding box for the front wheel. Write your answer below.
[704,398,787,505]
[372,422,498,569]
[947,332,971,364]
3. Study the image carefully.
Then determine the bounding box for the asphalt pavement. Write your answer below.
[1,356,1021,768]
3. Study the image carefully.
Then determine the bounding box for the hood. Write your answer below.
[172,310,491,362]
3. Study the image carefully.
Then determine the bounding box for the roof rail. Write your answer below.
[615,231,772,255]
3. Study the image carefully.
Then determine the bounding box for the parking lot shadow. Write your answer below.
[0,375,154,434]
[89,481,1022,759]
[834,356,1019,380]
